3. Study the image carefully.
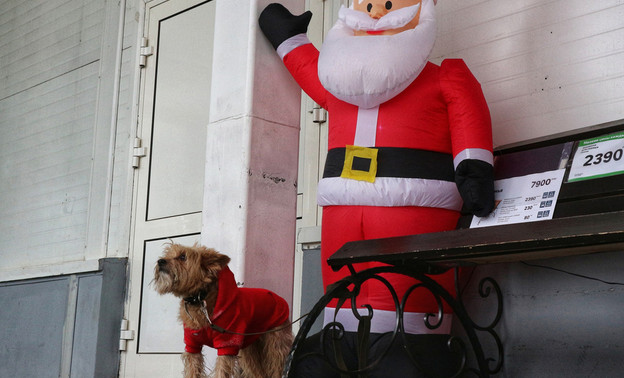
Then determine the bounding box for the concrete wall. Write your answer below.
[201,0,304,304]
[458,250,624,377]
[0,259,127,378]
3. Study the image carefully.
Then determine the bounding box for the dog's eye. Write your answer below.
[177,253,186,261]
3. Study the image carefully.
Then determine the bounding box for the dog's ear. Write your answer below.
[198,247,231,278]
[206,251,230,268]
[215,252,230,267]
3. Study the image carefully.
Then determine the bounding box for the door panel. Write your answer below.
[147,2,213,221]
[139,234,201,353]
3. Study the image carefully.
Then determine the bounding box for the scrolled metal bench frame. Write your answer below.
[283,264,503,378]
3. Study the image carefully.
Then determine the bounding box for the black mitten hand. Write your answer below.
[259,3,312,50]
[455,159,495,217]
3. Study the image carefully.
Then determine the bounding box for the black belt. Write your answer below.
[323,147,455,181]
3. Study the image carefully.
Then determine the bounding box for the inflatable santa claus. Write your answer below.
[260,0,494,375]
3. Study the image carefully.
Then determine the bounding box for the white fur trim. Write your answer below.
[277,34,311,60]
[453,148,494,169]
[324,307,453,335]
[317,176,462,210]
[354,106,379,147]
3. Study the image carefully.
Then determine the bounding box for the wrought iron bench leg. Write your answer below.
[283,265,503,378]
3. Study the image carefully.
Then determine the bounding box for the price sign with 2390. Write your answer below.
[569,131,624,182]
[581,148,623,167]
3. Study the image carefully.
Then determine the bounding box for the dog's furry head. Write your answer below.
[153,243,230,298]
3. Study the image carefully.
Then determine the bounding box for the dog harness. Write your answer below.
[183,266,290,356]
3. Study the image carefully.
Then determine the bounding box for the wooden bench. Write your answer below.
[284,124,624,378]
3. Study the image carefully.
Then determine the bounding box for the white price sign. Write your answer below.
[568,131,624,182]
[471,169,566,228]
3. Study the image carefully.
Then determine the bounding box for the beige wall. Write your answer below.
[432,0,624,147]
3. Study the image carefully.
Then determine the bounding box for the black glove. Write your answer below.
[259,3,312,50]
[455,159,495,217]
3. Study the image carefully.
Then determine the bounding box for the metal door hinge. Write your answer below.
[139,37,154,68]
[119,319,135,351]
[311,106,327,124]
[132,137,147,168]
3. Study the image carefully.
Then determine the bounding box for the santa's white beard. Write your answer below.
[318,0,437,109]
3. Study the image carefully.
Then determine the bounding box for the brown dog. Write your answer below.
[153,243,293,378]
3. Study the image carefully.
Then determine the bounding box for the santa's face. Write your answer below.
[353,0,422,36]
[317,0,437,108]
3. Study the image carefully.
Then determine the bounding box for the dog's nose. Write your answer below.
[158,259,167,267]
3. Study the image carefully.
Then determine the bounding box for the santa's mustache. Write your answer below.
[338,3,420,31]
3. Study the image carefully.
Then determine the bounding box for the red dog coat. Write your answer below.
[183,266,290,356]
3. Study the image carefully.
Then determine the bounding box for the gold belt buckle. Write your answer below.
[340,145,378,183]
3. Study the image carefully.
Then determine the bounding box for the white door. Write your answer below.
[120,0,215,376]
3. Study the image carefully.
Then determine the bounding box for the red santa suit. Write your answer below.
[278,38,493,334]
[183,266,290,356]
